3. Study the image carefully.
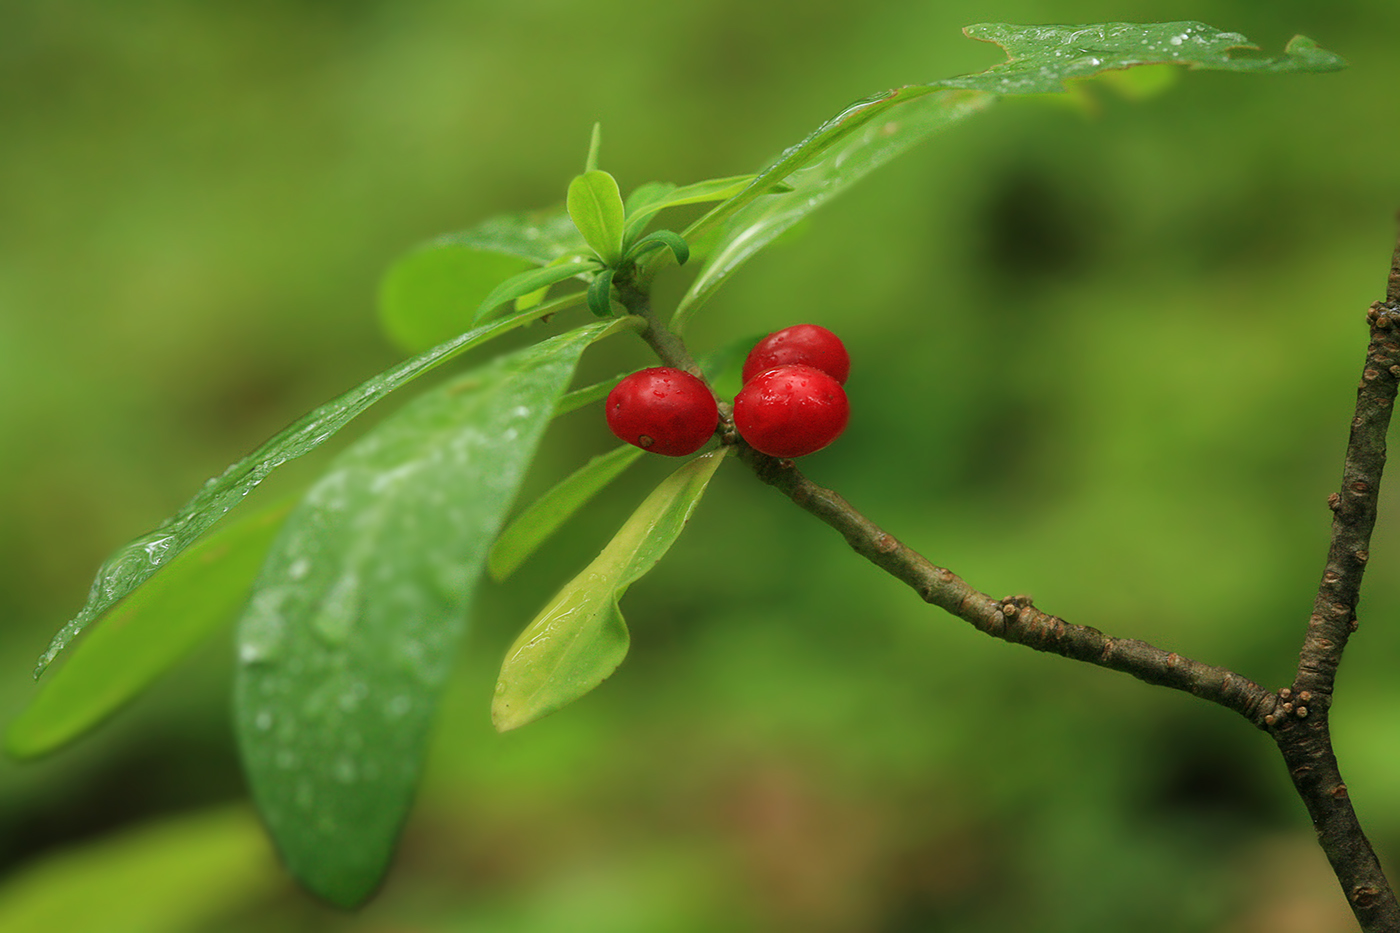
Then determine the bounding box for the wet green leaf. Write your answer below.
[489,444,646,582]
[33,295,576,679]
[668,89,994,330]
[658,23,1342,330]
[379,245,532,353]
[492,449,728,732]
[8,502,291,759]
[941,23,1346,95]
[232,320,628,907]
[567,170,626,265]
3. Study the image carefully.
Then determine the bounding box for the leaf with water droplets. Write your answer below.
[7,501,291,759]
[233,319,628,907]
[660,23,1342,329]
[941,23,1345,95]
[667,88,994,329]
[492,449,727,733]
[34,295,579,679]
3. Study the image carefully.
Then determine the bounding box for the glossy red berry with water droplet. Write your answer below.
[742,323,850,385]
[606,367,719,456]
[733,364,849,458]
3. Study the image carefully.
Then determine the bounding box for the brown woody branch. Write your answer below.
[1265,230,1400,931]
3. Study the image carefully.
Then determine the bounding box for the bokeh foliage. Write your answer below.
[2,2,1399,930]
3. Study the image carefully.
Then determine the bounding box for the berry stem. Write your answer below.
[612,272,703,380]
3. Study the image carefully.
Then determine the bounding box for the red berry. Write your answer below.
[733,364,849,458]
[742,324,850,385]
[606,367,719,456]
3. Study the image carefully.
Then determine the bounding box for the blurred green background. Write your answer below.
[3,1,1399,930]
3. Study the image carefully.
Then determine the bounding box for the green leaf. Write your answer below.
[234,319,629,908]
[940,23,1346,95]
[567,170,627,266]
[553,372,626,417]
[473,259,596,324]
[488,444,645,582]
[584,122,602,173]
[655,23,1343,330]
[379,244,532,353]
[492,448,728,733]
[586,266,616,317]
[0,807,277,933]
[7,501,291,760]
[668,89,994,330]
[624,180,677,216]
[626,229,689,266]
[699,331,768,403]
[33,295,576,679]
[621,174,763,243]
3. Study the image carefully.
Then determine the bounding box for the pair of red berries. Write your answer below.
[605,324,850,459]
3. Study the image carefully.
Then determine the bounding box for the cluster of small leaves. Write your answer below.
[9,22,1343,908]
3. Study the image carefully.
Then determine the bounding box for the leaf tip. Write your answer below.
[489,691,530,733]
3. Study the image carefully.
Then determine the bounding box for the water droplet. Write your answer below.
[276,749,299,769]
[255,710,273,731]
[332,756,358,784]
[311,575,360,645]
[338,681,369,712]
[386,695,413,719]
[288,557,311,581]
[1169,35,1185,46]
